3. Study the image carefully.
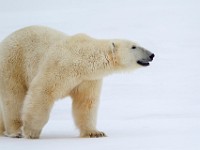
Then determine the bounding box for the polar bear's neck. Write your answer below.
[81,50,122,80]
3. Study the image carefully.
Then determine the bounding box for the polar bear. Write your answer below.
[0,26,154,139]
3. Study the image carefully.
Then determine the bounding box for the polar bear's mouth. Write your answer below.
[137,54,154,67]
[137,60,150,66]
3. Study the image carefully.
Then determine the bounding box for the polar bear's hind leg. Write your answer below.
[0,105,5,135]
[1,93,25,138]
[0,82,26,138]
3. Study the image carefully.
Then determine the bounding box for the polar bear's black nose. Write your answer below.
[149,54,155,61]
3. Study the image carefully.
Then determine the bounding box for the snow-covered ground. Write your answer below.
[0,0,200,149]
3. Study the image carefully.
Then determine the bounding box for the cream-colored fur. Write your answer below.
[0,26,153,139]
[0,104,4,134]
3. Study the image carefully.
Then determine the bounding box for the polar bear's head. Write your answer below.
[110,40,155,70]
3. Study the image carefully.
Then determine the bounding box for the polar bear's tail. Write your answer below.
[0,106,4,135]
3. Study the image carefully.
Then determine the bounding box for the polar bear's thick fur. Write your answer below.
[0,26,154,139]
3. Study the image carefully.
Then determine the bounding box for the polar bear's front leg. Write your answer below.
[22,88,55,139]
[70,80,106,138]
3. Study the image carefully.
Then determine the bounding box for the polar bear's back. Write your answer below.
[0,26,68,86]
[0,25,68,51]
[0,26,69,58]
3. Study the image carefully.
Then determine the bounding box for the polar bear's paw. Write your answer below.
[4,130,22,138]
[81,130,106,138]
[22,126,41,139]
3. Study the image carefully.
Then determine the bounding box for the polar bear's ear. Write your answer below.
[112,42,117,52]
[112,42,115,48]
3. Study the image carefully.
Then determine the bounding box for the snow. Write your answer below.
[0,0,200,149]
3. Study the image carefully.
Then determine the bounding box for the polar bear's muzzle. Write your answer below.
[137,53,154,66]
[134,47,155,67]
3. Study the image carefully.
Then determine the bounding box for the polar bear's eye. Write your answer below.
[132,46,136,49]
